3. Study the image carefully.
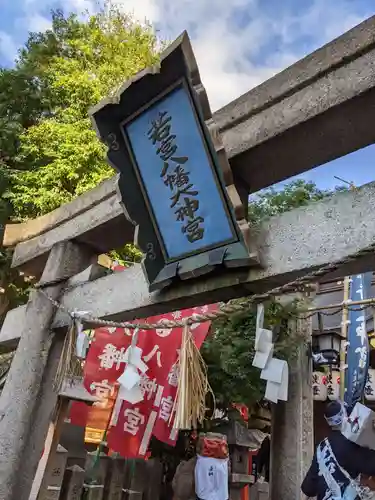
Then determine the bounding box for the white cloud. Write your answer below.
[65,0,96,12]
[25,13,52,32]
[7,0,372,110]
[0,31,18,63]
[112,0,371,111]
[114,0,277,109]
[21,0,95,34]
[112,0,160,26]
[23,0,93,8]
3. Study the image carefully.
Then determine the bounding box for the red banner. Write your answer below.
[107,304,216,457]
[69,326,131,432]
[70,303,216,458]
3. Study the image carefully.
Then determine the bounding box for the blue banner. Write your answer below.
[344,272,373,408]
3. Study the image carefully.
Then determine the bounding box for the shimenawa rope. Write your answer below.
[38,241,375,331]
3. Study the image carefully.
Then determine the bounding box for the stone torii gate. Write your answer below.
[2,14,375,500]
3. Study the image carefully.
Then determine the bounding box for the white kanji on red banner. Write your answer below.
[167,363,179,388]
[104,301,219,457]
[143,345,162,367]
[124,408,145,435]
[139,374,159,400]
[98,344,127,370]
[159,396,174,422]
[90,379,115,409]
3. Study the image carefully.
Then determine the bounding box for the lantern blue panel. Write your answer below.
[123,84,236,261]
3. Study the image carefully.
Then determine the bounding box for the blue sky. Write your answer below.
[285,146,375,192]
[0,0,374,191]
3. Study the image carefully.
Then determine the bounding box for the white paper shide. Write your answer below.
[252,304,289,403]
[116,329,149,405]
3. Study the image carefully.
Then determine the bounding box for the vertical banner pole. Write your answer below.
[340,276,350,400]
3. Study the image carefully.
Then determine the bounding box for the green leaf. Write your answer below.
[0,5,161,322]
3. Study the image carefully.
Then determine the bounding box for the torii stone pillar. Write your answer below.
[270,313,314,500]
[0,241,94,500]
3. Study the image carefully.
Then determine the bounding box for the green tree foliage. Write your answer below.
[0,5,160,321]
[204,180,348,410]
[203,306,265,409]
[110,244,143,265]
[248,178,347,223]
[204,298,301,411]
[7,7,159,220]
[0,63,47,318]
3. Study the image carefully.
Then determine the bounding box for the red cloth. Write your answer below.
[108,304,217,457]
[69,296,217,458]
[199,436,229,459]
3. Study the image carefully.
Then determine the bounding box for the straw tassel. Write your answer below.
[173,324,214,430]
[54,319,83,391]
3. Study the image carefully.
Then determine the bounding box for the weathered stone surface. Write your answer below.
[3,176,118,247]
[125,492,142,500]
[58,376,99,404]
[121,460,147,499]
[59,425,87,467]
[229,437,253,499]
[0,266,110,353]
[103,456,125,500]
[270,315,314,499]
[29,422,56,500]
[0,242,93,500]
[38,487,62,500]
[227,420,255,447]
[83,452,109,500]
[31,386,71,500]
[0,305,26,352]
[251,482,269,500]
[84,484,105,500]
[38,445,68,500]
[66,264,110,288]
[230,448,250,476]
[2,182,375,347]
[60,465,85,500]
[44,445,68,488]
[84,452,109,486]
[11,194,125,275]
[143,459,163,500]
[230,473,255,486]
[128,459,147,495]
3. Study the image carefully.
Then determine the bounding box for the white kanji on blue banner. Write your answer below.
[344,272,372,408]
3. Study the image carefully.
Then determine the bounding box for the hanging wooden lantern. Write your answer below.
[365,368,375,401]
[312,330,343,366]
[312,372,328,401]
[327,370,340,401]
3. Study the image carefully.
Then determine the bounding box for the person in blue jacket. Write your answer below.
[301,401,375,499]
